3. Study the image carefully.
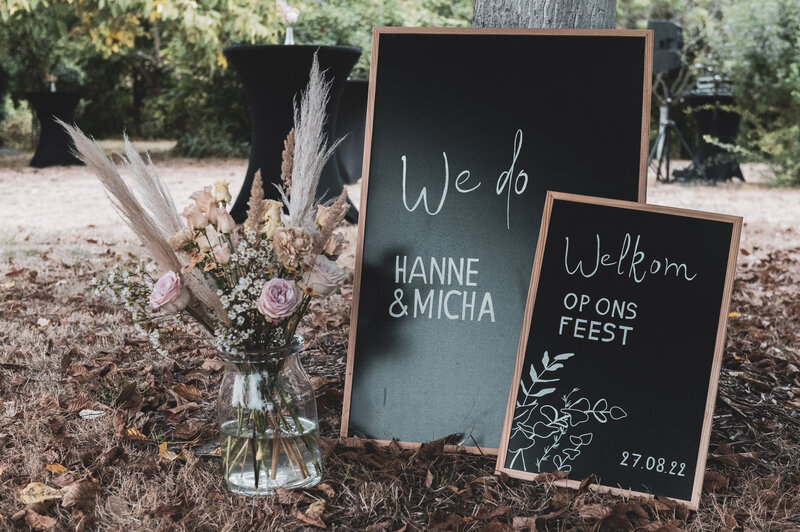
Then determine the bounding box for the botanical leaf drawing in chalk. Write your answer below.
[506,351,628,473]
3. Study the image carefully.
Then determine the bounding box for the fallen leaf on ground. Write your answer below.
[18,482,63,504]
[152,503,184,519]
[577,503,611,520]
[703,471,729,491]
[315,482,335,498]
[61,480,98,509]
[274,488,306,505]
[45,463,68,475]
[307,499,326,515]
[511,516,537,531]
[123,427,148,442]
[158,442,185,461]
[115,382,141,409]
[171,383,202,402]
[24,509,58,531]
[293,500,327,529]
[201,358,224,372]
[171,421,204,441]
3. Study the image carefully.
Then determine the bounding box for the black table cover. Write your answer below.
[26,92,84,168]
[223,44,361,222]
[678,88,744,181]
[335,79,368,184]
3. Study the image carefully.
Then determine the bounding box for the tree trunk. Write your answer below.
[472,0,616,29]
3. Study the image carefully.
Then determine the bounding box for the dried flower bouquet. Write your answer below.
[62,56,348,492]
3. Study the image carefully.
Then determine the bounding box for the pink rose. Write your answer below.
[257,279,301,322]
[150,271,190,313]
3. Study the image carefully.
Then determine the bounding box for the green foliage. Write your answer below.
[0,1,83,93]
[165,68,250,157]
[0,95,33,149]
[0,0,471,154]
[174,0,473,155]
[704,0,800,183]
[293,0,473,78]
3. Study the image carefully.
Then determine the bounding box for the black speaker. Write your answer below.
[648,20,683,73]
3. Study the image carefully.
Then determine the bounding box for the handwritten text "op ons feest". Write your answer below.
[401,129,529,229]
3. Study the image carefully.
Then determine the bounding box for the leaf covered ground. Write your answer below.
[1,158,800,531]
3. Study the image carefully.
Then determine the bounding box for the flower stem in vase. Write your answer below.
[278,387,321,473]
[251,422,260,489]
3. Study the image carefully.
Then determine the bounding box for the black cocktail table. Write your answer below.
[27,92,84,168]
[223,44,361,222]
[335,79,368,184]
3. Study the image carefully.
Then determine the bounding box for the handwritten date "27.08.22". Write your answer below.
[620,451,687,477]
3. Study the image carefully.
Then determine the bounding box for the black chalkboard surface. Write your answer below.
[342,28,653,451]
[497,192,741,509]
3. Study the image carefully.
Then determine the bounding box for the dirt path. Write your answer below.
[1,154,797,263]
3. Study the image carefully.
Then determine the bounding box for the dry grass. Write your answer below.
[1,155,800,530]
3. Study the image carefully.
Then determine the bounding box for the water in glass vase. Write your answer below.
[220,416,322,495]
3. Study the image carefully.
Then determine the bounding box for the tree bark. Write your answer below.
[472,0,616,29]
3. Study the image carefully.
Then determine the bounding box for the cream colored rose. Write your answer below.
[181,204,208,229]
[272,227,312,269]
[298,255,346,297]
[212,243,231,264]
[214,182,232,204]
[324,232,347,258]
[190,187,216,214]
[262,200,283,238]
[206,205,221,225]
[217,209,236,234]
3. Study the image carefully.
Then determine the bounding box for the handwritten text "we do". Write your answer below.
[401,129,529,229]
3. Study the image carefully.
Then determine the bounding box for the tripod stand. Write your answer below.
[648,97,700,183]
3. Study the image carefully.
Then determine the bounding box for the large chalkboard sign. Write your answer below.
[497,192,741,509]
[342,28,653,451]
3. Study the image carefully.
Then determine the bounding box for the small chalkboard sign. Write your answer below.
[497,192,741,509]
[342,27,653,451]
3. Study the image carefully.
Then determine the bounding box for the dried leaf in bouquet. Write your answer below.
[245,171,267,235]
[313,190,349,256]
[281,128,295,194]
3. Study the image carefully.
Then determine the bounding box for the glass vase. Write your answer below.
[217,335,322,495]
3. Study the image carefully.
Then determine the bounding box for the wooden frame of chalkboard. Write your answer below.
[495,191,742,509]
[342,27,653,454]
